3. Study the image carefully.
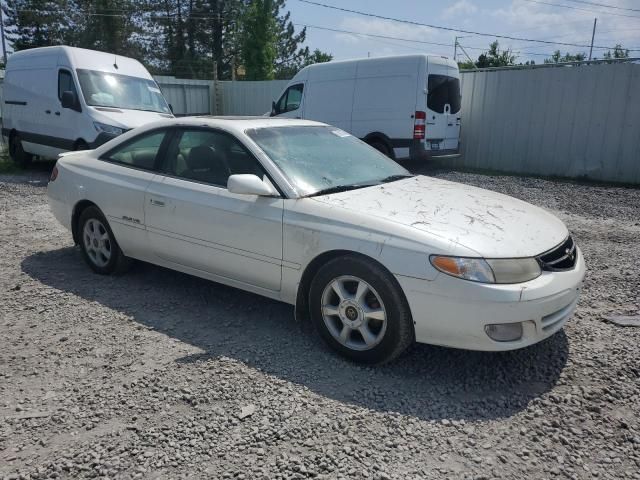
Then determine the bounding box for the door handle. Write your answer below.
[150,198,165,207]
[55,112,60,116]
[45,110,51,114]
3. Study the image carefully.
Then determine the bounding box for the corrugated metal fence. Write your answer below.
[456,62,640,184]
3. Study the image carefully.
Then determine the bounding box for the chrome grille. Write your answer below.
[537,236,577,271]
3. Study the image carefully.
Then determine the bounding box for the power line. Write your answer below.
[296,0,640,50]
[562,0,640,13]
[521,0,640,19]
[298,23,564,57]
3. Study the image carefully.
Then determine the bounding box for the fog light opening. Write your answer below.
[485,322,523,342]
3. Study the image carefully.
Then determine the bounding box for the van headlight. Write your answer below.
[93,122,124,135]
[430,256,541,284]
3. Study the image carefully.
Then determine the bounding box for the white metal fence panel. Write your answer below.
[457,63,640,184]
[218,80,289,116]
[154,76,213,116]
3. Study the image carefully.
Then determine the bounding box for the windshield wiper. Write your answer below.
[307,184,373,197]
[378,174,414,183]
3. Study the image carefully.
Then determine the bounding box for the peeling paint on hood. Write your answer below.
[311,176,569,258]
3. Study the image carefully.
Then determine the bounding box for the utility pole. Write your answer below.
[588,18,597,61]
[454,36,458,61]
[0,3,7,66]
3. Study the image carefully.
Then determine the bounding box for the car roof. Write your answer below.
[139,116,329,134]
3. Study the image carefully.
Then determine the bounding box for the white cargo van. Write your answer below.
[2,46,173,165]
[270,54,461,160]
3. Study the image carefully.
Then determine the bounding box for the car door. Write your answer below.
[144,127,284,292]
[52,68,84,151]
[95,129,170,258]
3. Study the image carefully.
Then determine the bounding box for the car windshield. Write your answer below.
[76,69,171,114]
[245,126,411,196]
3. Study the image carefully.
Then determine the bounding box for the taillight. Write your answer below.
[414,111,426,140]
[50,164,59,182]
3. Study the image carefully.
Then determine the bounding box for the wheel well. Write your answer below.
[295,250,398,324]
[74,139,89,150]
[363,132,395,159]
[71,200,98,244]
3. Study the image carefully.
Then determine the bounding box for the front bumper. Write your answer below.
[396,248,586,351]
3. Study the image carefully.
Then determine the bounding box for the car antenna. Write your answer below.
[113,55,118,70]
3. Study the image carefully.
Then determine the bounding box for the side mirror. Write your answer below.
[227,174,277,197]
[61,90,80,111]
[271,100,277,117]
[168,103,174,114]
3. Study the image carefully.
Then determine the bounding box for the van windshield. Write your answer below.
[76,69,171,114]
[246,126,411,197]
[427,74,461,114]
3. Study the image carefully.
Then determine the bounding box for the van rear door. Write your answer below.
[425,62,461,152]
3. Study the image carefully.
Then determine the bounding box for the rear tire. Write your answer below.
[78,206,132,275]
[369,139,393,158]
[309,255,414,364]
[75,140,89,151]
[9,134,33,167]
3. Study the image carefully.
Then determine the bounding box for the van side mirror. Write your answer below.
[61,91,80,112]
[271,100,278,117]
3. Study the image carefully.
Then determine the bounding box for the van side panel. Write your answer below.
[3,52,60,157]
[350,56,419,157]
[303,63,357,131]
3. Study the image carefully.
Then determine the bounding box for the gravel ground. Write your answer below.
[1,163,639,480]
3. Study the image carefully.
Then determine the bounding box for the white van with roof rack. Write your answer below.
[270,54,461,161]
[2,45,173,165]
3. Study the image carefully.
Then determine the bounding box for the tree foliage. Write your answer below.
[1,0,332,80]
[544,50,586,64]
[457,41,516,69]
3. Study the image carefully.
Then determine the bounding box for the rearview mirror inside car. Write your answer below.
[227,174,277,197]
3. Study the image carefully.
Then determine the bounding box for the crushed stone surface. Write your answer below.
[1,165,639,479]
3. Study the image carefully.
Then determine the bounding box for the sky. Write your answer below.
[285,0,640,63]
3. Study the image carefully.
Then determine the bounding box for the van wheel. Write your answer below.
[369,140,393,158]
[75,140,89,151]
[9,134,33,167]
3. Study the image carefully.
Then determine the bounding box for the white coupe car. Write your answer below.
[48,117,585,364]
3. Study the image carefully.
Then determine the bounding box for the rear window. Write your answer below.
[427,75,461,114]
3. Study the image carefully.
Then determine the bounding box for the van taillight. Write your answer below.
[414,111,426,140]
[50,165,59,182]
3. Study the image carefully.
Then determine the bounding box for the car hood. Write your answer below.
[311,176,568,258]
[89,107,173,130]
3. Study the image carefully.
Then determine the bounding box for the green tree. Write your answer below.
[240,0,277,80]
[544,50,586,64]
[475,41,516,68]
[603,44,629,61]
[3,0,80,50]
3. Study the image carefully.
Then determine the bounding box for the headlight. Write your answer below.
[430,256,495,283]
[430,256,541,284]
[486,258,541,283]
[93,122,124,135]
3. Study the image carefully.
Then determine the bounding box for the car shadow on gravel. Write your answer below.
[22,247,569,422]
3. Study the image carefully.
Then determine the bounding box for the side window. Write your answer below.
[58,70,77,100]
[284,84,303,112]
[275,84,304,114]
[163,129,265,188]
[103,131,166,170]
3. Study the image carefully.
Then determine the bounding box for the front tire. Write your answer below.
[78,206,131,275]
[9,134,33,167]
[309,255,414,364]
[369,139,393,158]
